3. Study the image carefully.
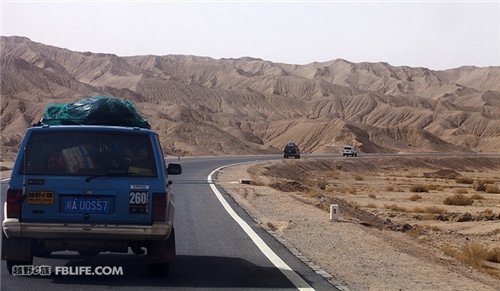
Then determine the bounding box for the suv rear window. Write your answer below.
[21,131,156,177]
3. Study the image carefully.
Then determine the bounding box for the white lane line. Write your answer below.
[208,165,315,291]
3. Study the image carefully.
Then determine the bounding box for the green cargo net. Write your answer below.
[37,96,150,129]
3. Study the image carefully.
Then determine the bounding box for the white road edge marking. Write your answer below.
[208,165,315,291]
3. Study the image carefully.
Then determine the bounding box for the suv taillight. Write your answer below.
[6,189,22,218]
[152,192,167,221]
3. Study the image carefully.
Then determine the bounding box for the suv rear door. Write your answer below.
[16,127,164,226]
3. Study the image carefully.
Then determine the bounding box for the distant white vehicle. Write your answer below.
[343,146,358,157]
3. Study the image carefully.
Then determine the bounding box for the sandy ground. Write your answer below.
[216,158,500,291]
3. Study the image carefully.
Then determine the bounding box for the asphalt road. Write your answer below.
[1,155,337,291]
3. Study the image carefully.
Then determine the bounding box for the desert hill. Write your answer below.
[1,36,499,160]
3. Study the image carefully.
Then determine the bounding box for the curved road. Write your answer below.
[1,155,337,291]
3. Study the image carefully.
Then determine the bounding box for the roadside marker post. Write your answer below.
[330,204,339,221]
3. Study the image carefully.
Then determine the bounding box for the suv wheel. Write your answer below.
[147,228,176,277]
[2,231,34,275]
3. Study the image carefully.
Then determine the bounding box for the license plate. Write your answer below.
[64,197,110,213]
[27,191,54,205]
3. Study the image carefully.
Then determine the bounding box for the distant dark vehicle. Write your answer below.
[283,142,300,159]
[343,146,358,157]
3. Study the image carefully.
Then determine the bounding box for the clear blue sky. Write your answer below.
[1,1,499,70]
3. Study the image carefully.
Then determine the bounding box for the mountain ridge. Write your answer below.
[1,36,499,159]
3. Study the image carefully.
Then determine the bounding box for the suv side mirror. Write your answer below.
[167,163,182,175]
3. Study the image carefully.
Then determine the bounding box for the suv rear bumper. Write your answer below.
[2,218,172,241]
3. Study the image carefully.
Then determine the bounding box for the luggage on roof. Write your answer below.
[36,95,150,128]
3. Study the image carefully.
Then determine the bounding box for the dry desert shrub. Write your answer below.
[455,188,468,194]
[316,180,328,190]
[408,194,422,201]
[473,179,495,191]
[443,193,474,206]
[443,243,500,278]
[487,247,500,264]
[470,193,484,200]
[365,203,377,208]
[405,172,419,178]
[336,186,347,194]
[420,213,439,220]
[479,209,500,220]
[305,189,320,198]
[354,173,364,181]
[394,186,405,192]
[456,177,474,184]
[483,209,494,215]
[330,170,341,179]
[473,180,487,191]
[485,184,500,194]
[367,192,376,199]
[427,184,441,191]
[264,222,278,231]
[410,184,429,192]
[413,206,447,214]
[348,201,361,208]
[384,204,408,212]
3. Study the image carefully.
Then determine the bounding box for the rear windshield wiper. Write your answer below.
[85,171,136,182]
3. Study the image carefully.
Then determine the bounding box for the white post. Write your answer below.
[330,204,339,221]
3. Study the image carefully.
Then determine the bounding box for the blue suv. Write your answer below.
[2,124,182,276]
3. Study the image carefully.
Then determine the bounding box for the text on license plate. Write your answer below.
[64,197,110,213]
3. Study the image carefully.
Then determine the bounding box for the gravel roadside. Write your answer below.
[216,163,500,291]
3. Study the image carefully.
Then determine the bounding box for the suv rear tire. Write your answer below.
[2,231,34,275]
[147,228,176,277]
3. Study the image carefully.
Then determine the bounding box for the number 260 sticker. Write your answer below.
[129,192,148,205]
[129,191,148,214]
